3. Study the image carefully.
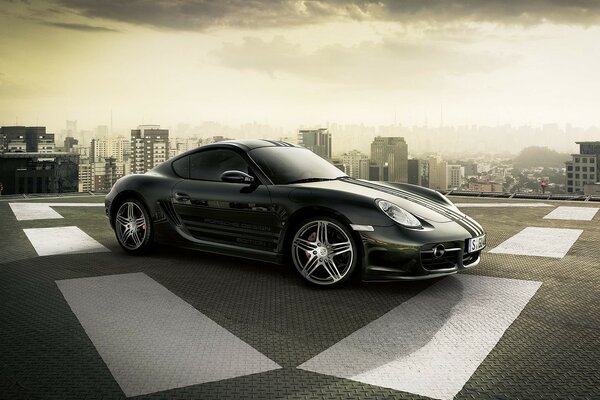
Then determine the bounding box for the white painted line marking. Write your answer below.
[543,206,599,221]
[489,227,583,258]
[299,275,541,400]
[456,203,553,208]
[23,226,110,256]
[56,273,281,397]
[9,202,104,221]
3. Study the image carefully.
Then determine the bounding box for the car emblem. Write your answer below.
[432,244,446,258]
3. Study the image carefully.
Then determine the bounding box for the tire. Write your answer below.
[290,217,358,287]
[114,198,153,255]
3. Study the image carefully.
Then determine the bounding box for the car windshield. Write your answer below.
[249,146,347,184]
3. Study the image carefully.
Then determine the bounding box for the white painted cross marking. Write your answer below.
[9,202,104,221]
[489,227,583,258]
[56,273,281,397]
[23,226,109,256]
[299,275,541,400]
[543,206,599,221]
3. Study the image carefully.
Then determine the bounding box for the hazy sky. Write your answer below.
[2,0,600,133]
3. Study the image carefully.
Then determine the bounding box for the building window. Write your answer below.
[575,174,580,179]
[583,167,588,172]
[567,173,573,178]
[583,174,588,179]
[575,166,580,171]
[591,167,595,172]
[582,158,587,163]
[575,157,580,162]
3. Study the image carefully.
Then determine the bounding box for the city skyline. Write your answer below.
[2,1,600,135]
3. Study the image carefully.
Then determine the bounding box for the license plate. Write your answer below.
[467,234,486,253]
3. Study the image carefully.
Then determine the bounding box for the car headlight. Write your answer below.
[376,199,422,228]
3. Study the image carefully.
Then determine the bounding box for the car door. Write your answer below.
[171,147,279,253]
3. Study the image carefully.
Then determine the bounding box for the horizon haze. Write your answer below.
[2,0,600,151]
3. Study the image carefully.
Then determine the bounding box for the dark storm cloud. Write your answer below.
[53,0,600,30]
[43,21,119,32]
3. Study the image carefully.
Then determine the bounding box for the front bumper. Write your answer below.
[358,224,483,282]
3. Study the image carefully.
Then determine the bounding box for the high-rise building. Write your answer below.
[340,150,370,179]
[566,141,600,194]
[447,164,463,189]
[427,155,448,190]
[91,136,130,163]
[131,125,169,174]
[369,162,389,181]
[408,159,430,187]
[370,136,408,182]
[64,137,79,153]
[0,126,55,153]
[80,136,131,192]
[566,155,597,194]
[298,128,331,160]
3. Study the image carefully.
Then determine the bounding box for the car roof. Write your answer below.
[210,139,299,151]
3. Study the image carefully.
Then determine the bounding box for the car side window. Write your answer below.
[189,149,249,181]
[172,156,190,178]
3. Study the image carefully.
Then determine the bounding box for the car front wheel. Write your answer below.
[114,199,153,254]
[291,217,358,287]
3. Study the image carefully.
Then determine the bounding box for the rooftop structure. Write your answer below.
[0,195,598,399]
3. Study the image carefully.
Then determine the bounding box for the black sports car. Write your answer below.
[105,139,485,287]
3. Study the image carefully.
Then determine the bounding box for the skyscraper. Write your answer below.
[298,128,331,160]
[340,150,370,179]
[427,155,448,190]
[131,125,169,174]
[370,136,408,182]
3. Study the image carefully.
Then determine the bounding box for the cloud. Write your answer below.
[42,21,119,32]
[211,35,503,89]
[52,0,600,30]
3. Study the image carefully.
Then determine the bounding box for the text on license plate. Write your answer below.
[467,235,486,253]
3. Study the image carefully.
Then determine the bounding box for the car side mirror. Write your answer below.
[221,170,255,184]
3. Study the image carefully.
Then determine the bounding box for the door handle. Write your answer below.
[174,192,191,202]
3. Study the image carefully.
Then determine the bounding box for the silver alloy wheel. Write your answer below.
[291,220,354,285]
[115,201,147,250]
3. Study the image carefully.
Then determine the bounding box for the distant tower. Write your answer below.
[298,128,331,160]
[131,125,169,174]
[370,136,408,183]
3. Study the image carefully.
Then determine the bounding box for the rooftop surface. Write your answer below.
[0,195,598,400]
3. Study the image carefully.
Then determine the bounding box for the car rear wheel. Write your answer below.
[114,199,153,254]
[291,217,358,287]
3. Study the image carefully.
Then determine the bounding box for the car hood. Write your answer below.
[296,178,468,224]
